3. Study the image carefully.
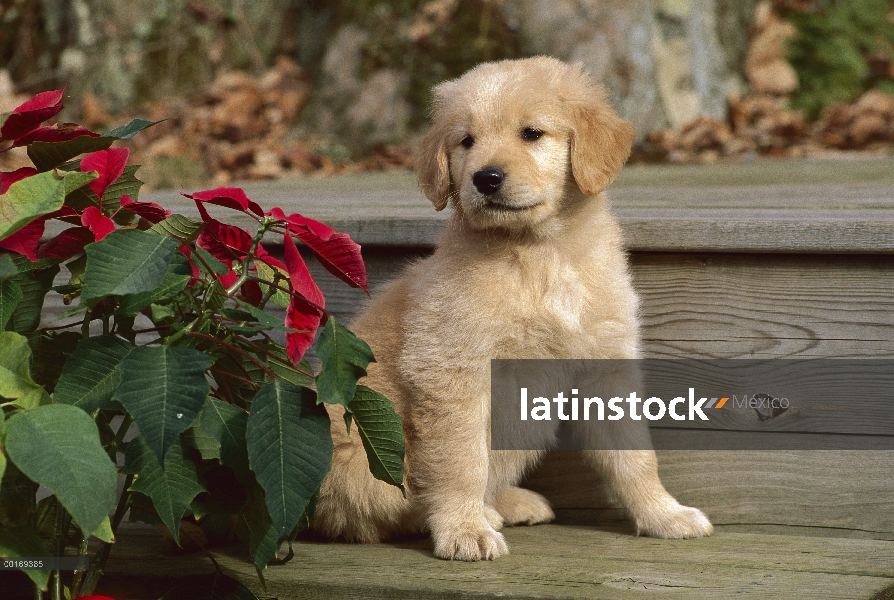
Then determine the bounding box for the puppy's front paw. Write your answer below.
[494,487,555,526]
[432,524,509,561]
[635,500,713,539]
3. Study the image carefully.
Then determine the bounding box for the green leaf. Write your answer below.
[64,164,143,213]
[116,345,211,464]
[4,404,117,535]
[0,527,51,590]
[346,386,405,492]
[246,382,332,537]
[53,335,133,412]
[127,491,164,526]
[0,278,22,329]
[262,340,314,387]
[105,118,160,139]
[0,415,6,482]
[267,356,314,388]
[0,461,32,528]
[62,179,100,212]
[27,120,156,172]
[81,229,180,301]
[232,298,292,332]
[255,261,290,308]
[204,280,227,311]
[193,247,228,276]
[30,330,80,393]
[116,250,192,315]
[200,398,249,479]
[151,303,177,322]
[8,255,58,274]
[209,354,263,407]
[0,253,18,280]
[316,317,375,407]
[149,214,203,243]
[296,491,318,536]
[28,137,115,172]
[6,260,58,333]
[242,483,281,571]
[65,253,87,287]
[124,436,206,546]
[0,331,50,408]
[0,169,97,239]
[91,515,114,543]
[183,420,221,462]
[101,164,143,213]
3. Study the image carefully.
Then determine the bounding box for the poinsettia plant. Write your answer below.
[0,90,405,600]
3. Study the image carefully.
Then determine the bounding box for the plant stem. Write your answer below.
[78,474,134,597]
[69,536,89,597]
[242,335,315,379]
[185,331,276,379]
[226,218,274,296]
[51,498,69,600]
[106,415,134,462]
[81,308,92,338]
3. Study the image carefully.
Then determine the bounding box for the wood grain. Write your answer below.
[121,156,894,252]
[103,523,894,599]
[522,450,894,536]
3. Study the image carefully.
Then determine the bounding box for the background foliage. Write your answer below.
[782,0,894,119]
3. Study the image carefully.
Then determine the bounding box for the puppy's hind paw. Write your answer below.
[494,487,555,526]
[484,504,505,531]
[635,501,713,539]
[432,524,509,561]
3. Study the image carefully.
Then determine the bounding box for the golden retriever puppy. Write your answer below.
[311,56,713,560]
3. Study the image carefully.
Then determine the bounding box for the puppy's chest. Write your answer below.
[535,263,589,331]
[475,255,599,350]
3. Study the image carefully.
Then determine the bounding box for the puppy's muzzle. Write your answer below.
[472,168,504,195]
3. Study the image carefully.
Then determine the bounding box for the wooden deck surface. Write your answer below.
[39,156,894,599]
[97,522,894,600]
[131,156,894,252]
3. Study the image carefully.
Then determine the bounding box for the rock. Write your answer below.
[850,113,889,146]
[855,90,894,118]
[745,1,798,95]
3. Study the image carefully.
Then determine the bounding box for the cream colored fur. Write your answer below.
[310,56,713,560]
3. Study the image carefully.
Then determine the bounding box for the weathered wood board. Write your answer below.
[96,523,894,600]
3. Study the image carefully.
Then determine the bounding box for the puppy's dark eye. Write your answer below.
[521,128,543,142]
[460,135,474,149]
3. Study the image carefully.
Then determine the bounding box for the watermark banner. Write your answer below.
[490,359,894,450]
[0,557,89,571]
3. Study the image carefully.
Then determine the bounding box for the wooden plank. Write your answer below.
[120,156,894,252]
[100,524,894,599]
[616,156,894,187]
[522,450,894,537]
[633,253,894,359]
[39,250,894,362]
[278,250,894,360]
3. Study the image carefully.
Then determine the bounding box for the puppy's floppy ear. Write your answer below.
[416,116,451,211]
[569,93,635,196]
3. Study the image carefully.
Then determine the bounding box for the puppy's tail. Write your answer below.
[311,404,418,543]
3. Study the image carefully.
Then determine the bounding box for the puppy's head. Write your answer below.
[416,56,634,232]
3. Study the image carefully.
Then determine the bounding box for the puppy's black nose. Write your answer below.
[472,168,504,195]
